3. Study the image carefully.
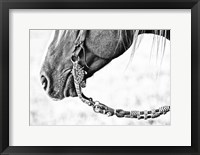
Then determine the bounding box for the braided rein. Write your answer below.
[71,56,170,120]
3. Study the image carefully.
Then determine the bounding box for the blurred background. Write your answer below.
[30,30,170,126]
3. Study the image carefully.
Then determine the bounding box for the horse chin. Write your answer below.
[64,74,78,98]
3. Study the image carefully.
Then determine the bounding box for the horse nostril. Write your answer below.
[41,75,48,91]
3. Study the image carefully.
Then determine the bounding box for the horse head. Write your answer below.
[40,30,134,100]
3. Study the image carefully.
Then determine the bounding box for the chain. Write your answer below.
[71,55,170,120]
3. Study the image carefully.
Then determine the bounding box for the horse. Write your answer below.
[40,30,170,119]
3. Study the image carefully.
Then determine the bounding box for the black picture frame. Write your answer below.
[0,0,199,155]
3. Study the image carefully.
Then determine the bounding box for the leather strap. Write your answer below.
[72,30,89,68]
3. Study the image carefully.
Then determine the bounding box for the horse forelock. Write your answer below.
[50,30,81,49]
[55,30,67,46]
[52,30,68,48]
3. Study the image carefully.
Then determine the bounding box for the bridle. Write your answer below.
[70,30,170,119]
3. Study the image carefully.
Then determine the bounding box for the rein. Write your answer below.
[71,30,170,119]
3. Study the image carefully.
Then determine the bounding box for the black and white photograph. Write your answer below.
[30,29,171,126]
[1,0,198,153]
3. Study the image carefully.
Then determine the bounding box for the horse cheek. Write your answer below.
[88,58,110,76]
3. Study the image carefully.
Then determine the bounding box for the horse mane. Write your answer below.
[117,30,168,69]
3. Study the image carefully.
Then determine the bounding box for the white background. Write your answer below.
[10,10,191,146]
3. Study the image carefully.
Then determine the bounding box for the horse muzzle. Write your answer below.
[40,69,77,100]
